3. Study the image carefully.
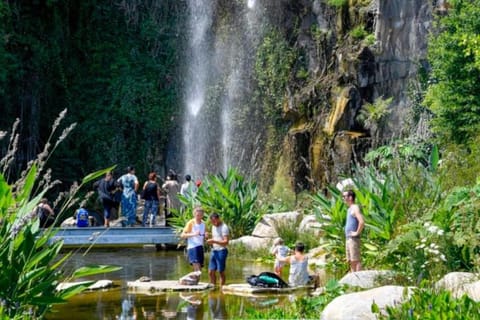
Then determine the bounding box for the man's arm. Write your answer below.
[181,220,200,239]
[207,234,229,246]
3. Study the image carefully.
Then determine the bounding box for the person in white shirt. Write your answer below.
[180,174,198,199]
[206,213,230,286]
[181,207,206,272]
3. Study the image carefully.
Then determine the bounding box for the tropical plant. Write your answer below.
[311,186,347,273]
[178,167,259,239]
[432,181,480,271]
[364,140,433,171]
[0,114,121,319]
[374,285,480,319]
[357,97,392,147]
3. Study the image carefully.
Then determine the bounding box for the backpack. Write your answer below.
[246,271,289,288]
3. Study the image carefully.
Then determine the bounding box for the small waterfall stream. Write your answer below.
[182,0,264,179]
[183,0,214,178]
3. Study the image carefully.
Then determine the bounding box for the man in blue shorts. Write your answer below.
[181,207,206,272]
[206,213,230,286]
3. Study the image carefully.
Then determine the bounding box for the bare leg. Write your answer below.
[219,271,226,286]
[274,267,282,276]
[350,260,361,272]
[193,262,201,272]
[209,270,216,285]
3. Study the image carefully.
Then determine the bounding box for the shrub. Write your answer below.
[189,167,259,239]
[350,25,368,40]
[374,285,480,319]
[0,112,120,319]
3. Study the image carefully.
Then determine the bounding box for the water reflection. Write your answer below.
[46,248,301,319]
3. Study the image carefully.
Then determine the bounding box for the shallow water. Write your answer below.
[46,247,303,319]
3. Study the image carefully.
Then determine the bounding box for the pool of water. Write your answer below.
[46,247,301,319]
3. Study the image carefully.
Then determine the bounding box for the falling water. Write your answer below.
[182,0,213,178]
[182,0,264,179]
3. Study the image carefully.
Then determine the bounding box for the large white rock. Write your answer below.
[339,270,395,289]
[436,272,480,301]
[298,214,323,237]
[229,235,272,251]
[321,285,412,320]
[251,211,303,238]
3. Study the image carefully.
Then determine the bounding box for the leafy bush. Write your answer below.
[350,25,368,40]
[424,0,480,144]
[374,285,480,319]
[432,181,480,270]
[436,136,480,192]
[0,113,120,319]
[311,186,347,273]
[188,167,259,239]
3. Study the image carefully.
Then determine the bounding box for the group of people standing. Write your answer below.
[94,166,199,228]
[181,207,230,286]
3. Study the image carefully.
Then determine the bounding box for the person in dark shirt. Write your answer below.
[93,172,116,227]
[36,198,55,228]
[141,172,161,226]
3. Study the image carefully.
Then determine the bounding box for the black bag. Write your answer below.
[246,271,289,288]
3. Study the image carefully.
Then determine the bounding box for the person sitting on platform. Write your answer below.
[278,242,315,287]
[75,207,90,228]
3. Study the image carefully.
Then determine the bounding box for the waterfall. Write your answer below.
[182,0,264,179]
[182,0,213,178]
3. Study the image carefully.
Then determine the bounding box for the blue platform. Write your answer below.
[50,226,180,247]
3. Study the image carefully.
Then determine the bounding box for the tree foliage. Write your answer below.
[0,1,186,188]
[424,0,480,144]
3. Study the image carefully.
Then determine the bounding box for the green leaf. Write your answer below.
[71,264,122,278]
[81,165,116,186]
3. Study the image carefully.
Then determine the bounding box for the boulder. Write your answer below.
[251,211,303,238]
[230,236,272,251]
[339,270,395,289]
[435,272,480,301]
[298,214,323,237]
[321,285,412,320]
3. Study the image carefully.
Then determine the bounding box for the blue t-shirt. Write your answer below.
[76,208,89,227]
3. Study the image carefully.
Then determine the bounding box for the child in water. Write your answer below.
[270,237,290,276]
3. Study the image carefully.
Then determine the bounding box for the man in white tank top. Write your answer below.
[181,207,206,272]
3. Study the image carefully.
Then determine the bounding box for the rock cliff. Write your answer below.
[262,0,439,193]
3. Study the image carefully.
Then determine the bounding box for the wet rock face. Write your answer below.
[272,0,435,191]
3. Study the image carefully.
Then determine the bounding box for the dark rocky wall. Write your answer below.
[266,0,437,193]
